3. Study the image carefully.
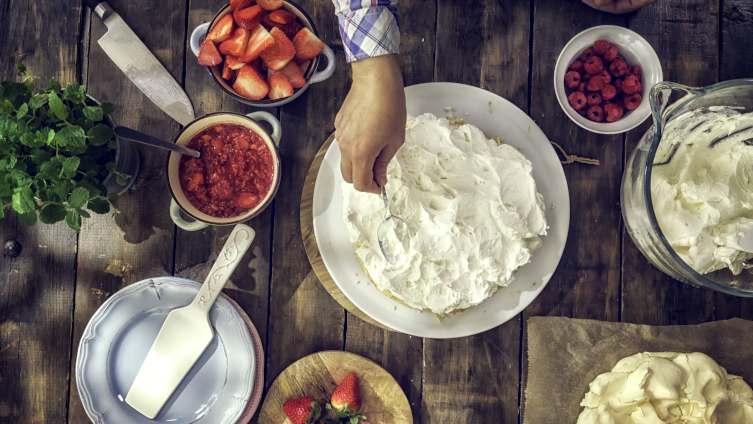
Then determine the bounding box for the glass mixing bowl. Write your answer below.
[621,79,753,296]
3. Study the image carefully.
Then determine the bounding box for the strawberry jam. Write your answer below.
[179,123,274,218]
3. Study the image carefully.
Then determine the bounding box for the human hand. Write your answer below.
[335,54,406,194]
[582,0,657,14]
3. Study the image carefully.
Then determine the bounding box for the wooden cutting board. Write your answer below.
[258,351,412,424]
[300,133,394,331]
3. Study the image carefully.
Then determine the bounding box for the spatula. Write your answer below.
[125,224,255,418]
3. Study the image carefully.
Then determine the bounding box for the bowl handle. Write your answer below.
[309,44,336,85]
[190,23,211,58]
[247,111,282,146]
[171,198,209,231]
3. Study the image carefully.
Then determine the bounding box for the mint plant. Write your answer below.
[0,64,129,232]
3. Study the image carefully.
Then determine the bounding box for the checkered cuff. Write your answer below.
[337,6,400,63]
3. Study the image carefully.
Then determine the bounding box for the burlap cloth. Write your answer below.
[524,317,753,424]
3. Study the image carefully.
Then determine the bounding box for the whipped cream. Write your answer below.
[651,107,753,275]
[342,113,547,315]
[576,352,753,424]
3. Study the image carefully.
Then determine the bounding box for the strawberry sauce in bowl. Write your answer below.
[167,111,281,231]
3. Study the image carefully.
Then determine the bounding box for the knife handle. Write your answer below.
[82,0,111,20]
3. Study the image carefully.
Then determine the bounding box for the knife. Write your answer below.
[83,0,196,126]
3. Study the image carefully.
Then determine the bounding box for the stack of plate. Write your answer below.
[76,277,264,424]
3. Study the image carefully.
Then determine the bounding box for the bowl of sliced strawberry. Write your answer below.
[190,0,336,106]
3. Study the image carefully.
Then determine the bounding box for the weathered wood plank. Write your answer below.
[66,0,187,422]
[341,1,436,421]
[421,1,530,423]
[265,0,346,392]
[0,1,83,422]
[621,0,719,326]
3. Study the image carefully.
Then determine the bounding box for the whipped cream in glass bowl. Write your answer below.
[622,79,753,295]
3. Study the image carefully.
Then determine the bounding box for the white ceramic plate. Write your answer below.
[312,82,570,338]
[76,277,255,424]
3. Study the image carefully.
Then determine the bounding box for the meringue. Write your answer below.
[576,352,753,424]
[341,113,547,315]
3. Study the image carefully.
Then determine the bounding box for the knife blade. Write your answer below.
[84,0,195,126]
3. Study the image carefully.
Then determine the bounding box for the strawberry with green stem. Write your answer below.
[327,372,366,424]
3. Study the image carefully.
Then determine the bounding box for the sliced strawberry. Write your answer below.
[206,14,236,43]
[256,0,284,11]
[268,9,296,24]
[292,28,323,63]
[276,22,303,40]
[234,5,266,29]
[278,61,306,88]
[261,14,276,29]
[239,24,275,62]
[268,73,294,100]
[298,60,311,74]
[219,28,250,57]
[230,0,254,12]
[198,40,222,66]
[248,58,262,71]
[260,27,295,70]
[233,64,269,100]
[225,55,246,70]
[222,61,236,80]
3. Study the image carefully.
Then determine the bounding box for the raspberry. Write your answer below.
[622,75,642,94]
[624,93,642,110]
[565,71,581,88]
[614,55,625,63]
[587,105,604,122]
[582,73,592,82]
[603,46,619,61]
[614,78,623,94]
[600,69,611,84]
[587,92,602,106]
[569,60,584,73]
[568,91,588,111]
[578,82,586,93]
[581,47,595,62]
[593,40,611,55]
[609,60,628,78]
[587,75,606,91]
[601,84,617,100]
[577,108,587,117]
[627,66,642,80]
[584,56,604,75]
[604,103,624,122]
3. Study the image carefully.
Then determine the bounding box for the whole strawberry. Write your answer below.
[327,372,366,423]
[283,397,321,424]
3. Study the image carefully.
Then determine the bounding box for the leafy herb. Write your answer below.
[0,65,130,231]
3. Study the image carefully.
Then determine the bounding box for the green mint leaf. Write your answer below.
[116,174,129,186]
[78,157,100,176]
[75,208,91,218]
[41,127,55,145]
[0,99,14,114]
[108,139,117,149]
[39,204,67,224]
[16,103,28,119]
[19,210,38,226]
[105,161,116,174]
[49,180,71,203]
[48,91,68,120]
[15,63,27,76]
[12,187,36,214]
[65,210,81,232]
[62,156,80,179]
[62,82,86,104]
[0,182,12,198]
[39,160,62,181]
[67,187,89,209]
[87,198,110,214]
[30,149,52,164]
[47,77,62,93]
[56,125,85,148]
[28,94,48,110]
[76,179,101,198]
[83,106,103,122]
[99,102,116,116]
[9,169,31,186]
[87,124,113,147]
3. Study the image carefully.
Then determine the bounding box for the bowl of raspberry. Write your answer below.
[554,25,662,134]
[189,0,336,106]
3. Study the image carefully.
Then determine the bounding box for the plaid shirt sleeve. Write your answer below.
[332,0,400,63]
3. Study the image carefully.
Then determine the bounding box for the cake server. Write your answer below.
[82,0,195,126]
[377,186,409,264]
[125,224,255,418]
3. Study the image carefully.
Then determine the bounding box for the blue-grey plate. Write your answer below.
[76,277,255,424]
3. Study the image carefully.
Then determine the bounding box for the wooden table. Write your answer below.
[1,1,752,423]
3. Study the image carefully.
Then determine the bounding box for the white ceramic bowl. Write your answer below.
[554,25,663,134]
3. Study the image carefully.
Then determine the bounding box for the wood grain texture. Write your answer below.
[421,2,531,423]
[265,0,347,394]
[621,0,719,326]
[258,351,412,424]
[0,1,83,422]
[66,0,186,422]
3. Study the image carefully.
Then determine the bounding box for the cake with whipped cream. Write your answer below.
[341,113,548,315]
